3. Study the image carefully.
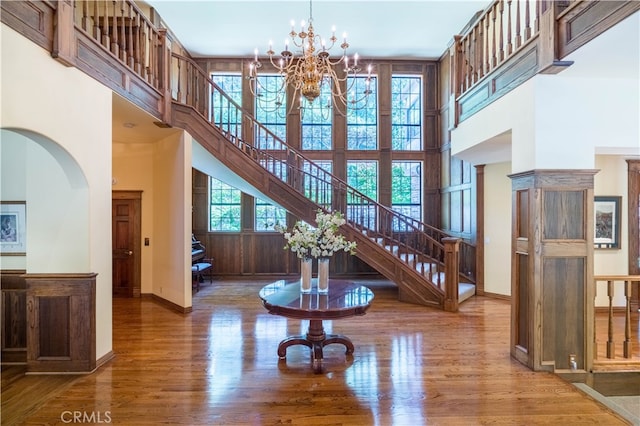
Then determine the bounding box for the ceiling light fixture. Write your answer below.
[248,0,373,116]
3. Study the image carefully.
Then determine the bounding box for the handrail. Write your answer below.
[171,52,475,292]
[593,275,640,361]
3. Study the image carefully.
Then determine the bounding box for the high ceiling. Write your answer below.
[143,0,492,59]
[114,3,639,153]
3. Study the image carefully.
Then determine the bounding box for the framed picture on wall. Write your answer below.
[594,196,621,249]
[1,201,26,255]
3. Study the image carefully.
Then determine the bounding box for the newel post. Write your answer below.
[443,237,461,312]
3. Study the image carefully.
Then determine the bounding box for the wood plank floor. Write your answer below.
[2,278,632,425]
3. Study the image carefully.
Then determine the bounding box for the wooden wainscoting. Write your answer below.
[1,270,27,364]
[25,273,96,373]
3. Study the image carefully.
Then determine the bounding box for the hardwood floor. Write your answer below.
[2,278,632,425]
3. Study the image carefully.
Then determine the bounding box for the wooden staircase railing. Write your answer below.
[592,275,640,370]
[449,0,640,125]
[170,53,475,310]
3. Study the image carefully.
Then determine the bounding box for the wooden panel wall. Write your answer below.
[191,58,443,278]
[438,51,477,241]
[192,169,382,277]
[1,270,27,363]
[25,273,96,373]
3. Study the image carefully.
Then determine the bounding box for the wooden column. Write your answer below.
[509,170,596,372]
[25,273,97,373]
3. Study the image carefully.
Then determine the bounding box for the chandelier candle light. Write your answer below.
[248,0,373,115]
[275,210,357,294]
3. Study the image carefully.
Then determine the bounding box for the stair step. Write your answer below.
[459,282,476,302]
[369,234,476,306]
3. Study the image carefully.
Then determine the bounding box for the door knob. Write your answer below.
[127,250,133,255]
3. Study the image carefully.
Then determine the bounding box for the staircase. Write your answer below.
[171,53,476,310]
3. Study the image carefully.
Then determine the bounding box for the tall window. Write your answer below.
[211,74,243,138]
[209,177,241,232]
[392,161,422,229]
[347,76,378,150]
[391,76,422,150]
[255,198,286,231]
[301,79,332,150]
[254,75,286,149]
[303,160,332,209]
[347,161,378,229]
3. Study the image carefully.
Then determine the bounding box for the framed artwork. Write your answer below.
[0,201,26,255]
[594,196,621,249]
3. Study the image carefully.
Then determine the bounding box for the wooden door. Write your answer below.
[112,191,142,297]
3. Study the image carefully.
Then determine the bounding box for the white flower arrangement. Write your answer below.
[275,210,357,259]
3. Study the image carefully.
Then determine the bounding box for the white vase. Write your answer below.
[300,257,312,293]
[317,257,330,294]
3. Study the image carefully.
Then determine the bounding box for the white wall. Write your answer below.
[113,133,192,306]
[0,133,27,270]
[1,24,113,359]
[153,132,191,308]
[113,142,155,294]
[534,76,639,169]
[1,132,90,272]
[483,162,512,296]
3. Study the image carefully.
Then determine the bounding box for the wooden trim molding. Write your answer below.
[146,293,193,314]
[482,291,511,301]
[96,350,116,370]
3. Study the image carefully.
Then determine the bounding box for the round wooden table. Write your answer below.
[259,279,374,372]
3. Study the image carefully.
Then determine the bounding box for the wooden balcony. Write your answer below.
[448,0,640,126]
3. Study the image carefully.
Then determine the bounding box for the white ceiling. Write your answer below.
[143,0,492,59]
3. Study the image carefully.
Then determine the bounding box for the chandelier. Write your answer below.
[248,0,373,116]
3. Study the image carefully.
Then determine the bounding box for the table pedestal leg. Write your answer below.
[277,320,355,371]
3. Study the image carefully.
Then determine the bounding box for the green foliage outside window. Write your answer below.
[255,198,287,231]
[255,75,286,149]
[392,161,422,227]
[347,76,378,150]
[210,177,241,232]
[347,161,377,200]
[212,74,243,137]
[301,79,332,150]
[391,76,422,151]
[346,161,378,229]
[303,161,332,208]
